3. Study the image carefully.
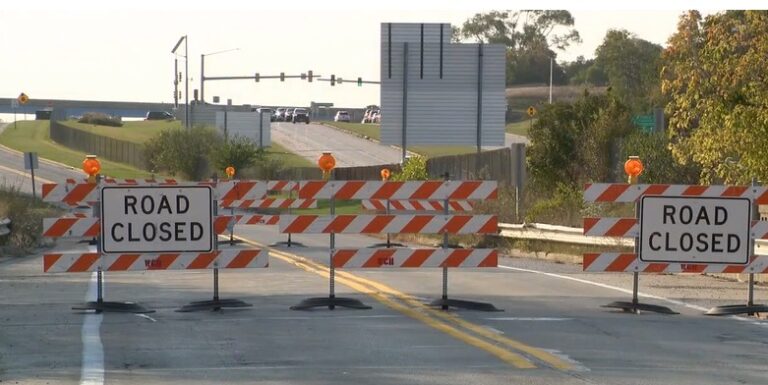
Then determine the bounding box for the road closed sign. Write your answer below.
[101,186,213,254]
[639,196,751,264]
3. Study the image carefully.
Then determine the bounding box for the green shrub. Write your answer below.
[391,155,428,181]
[524,183,584,227]
[144,126,222,180]
[78,112,123,127]
[210,135,264,178]
[0,184,61,253]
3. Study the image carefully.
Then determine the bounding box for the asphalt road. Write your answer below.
[1,144,767,384]
[271,122,403,167]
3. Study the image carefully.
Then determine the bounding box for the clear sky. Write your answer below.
[0,0,755,111]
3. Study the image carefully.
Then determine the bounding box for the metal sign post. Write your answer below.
[23,152,38,199]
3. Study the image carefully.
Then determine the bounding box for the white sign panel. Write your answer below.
[639,196,751,264]
[101,186,213,254]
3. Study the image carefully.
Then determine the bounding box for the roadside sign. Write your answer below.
[632,114,655,132]
[100,186,214,254]
[18,93,29,105]
[639,196,751,264]
[10,99,18,109]
[527,106,536,117]
[24,152,38,170]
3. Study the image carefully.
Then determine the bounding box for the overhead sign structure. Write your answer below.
[639,196,751,264]
[101,186,214,254]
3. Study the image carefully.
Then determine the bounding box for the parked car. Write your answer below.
[362,109,379,123]
[292,108,310,124]
[285,108,295,122]
[371,111,381,123]
[274,107,287,121]
[145,111,174,120]
[334,111,351,122]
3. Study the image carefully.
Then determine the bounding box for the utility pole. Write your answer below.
[549,57,553,104]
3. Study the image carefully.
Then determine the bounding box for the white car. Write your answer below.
[334,111,351,122]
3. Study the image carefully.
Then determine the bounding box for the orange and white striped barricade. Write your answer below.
[42,182,269,313]
[285,179,501,312]
[361,199,475,212]
[583,182,768,316]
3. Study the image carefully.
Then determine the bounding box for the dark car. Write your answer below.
[145,111,174,120]
[285,108,295,122]
[292,108,310,124]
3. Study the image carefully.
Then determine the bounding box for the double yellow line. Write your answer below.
[236,235,573,370]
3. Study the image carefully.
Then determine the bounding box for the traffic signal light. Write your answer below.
[301,73,306,80]
[280,72,285,82]
[255,73,260,82]
[308,70,313,82]
[330,74,335,86]
[357,77,362,87]
[338,77,343,84]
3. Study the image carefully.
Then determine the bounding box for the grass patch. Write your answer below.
[410,146,477,158]
[0,121,152,178]
[505,120,534,136]
[294,199,362,215]
[321,121,380,141]
[264,142,313,168]
[62,119,181,144]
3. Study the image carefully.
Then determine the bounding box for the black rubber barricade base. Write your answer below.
[271,241,306,248]
[429,298,503,312]
[290,296,372,310]
[73,301,155,314]
[706,304,768,316]
[176,298,252,312]
[369,242,406,248]
[602,301,678,315]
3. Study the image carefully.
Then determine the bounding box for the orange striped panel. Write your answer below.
[606,254,636,271]
[42,184,56,199]
[411,181,442,200]
[43,254,63,272]
[151,254,180,270]
[756,190,768,205]
[643,184,670,196]
[440,215,472,233]
[370,182,404,199]
[722,265,747,274]
[682,185,708,196]
[283,215,317,233]
[68,253,100,272]
[226,251,258,268]
[335,181,366,200]
[324,215,356,233]
[298,181,325,199]
[364,249,398,267]
[441,249,472,267]
[332,250,358,268]
[65,184,96,205]
[643,263,669,273]
[722,186,748,197]
[448,181,480,199]
[108,254,140,271]
[582,218,599,234]
[187,252,217,269]
[401,249,434,267]
[360,215,395,233]
[44,218,78,237]
[596,184,630,202]
[582,253,599,270]
[400,215,433,233]
[477,217,498,233]
[478,250,498,267]
[605,218,636,237]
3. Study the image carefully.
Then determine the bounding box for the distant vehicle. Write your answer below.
[292,108,310,124]
[362,109,379,123]
[334,111,351,122]
[285,108,295,122]
[145,111,174,120]
[371,111,380,123]
[274,107,287,121]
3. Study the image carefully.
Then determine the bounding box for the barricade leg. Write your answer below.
[706,273,768,316]
[601,198,676,315]
[73,268,154,314]
[428,172,501,312]
[291,183,370,311]
[177,268,252,312]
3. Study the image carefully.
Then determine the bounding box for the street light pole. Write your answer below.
[201,48,240,104]
[171,35,189,128]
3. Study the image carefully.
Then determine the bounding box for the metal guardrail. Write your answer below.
[0,218,10,237]
[498,222,768,255]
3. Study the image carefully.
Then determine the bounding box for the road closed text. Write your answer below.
[647,205,740,254]
[101,186,213,253]
[639,196,750,264]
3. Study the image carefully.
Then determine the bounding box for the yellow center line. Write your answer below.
[236,235,574,370]
[0,163,55,184]
[268,248,535,369]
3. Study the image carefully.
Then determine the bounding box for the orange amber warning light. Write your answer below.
[624,156,643,184]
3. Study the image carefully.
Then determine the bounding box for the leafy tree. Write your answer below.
[562,56,607,86]
[210,135,264,178]
[456,10,581,85]
[144,126,222,180]
[595,29,663,112]
[619,131,700,184]
[662,10,768,184]
[527,91,634,192]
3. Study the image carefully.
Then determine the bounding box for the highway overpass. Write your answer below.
[0,97,173,118]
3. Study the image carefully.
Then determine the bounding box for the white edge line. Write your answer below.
[80,272,104,385]
[498,264,768,329]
